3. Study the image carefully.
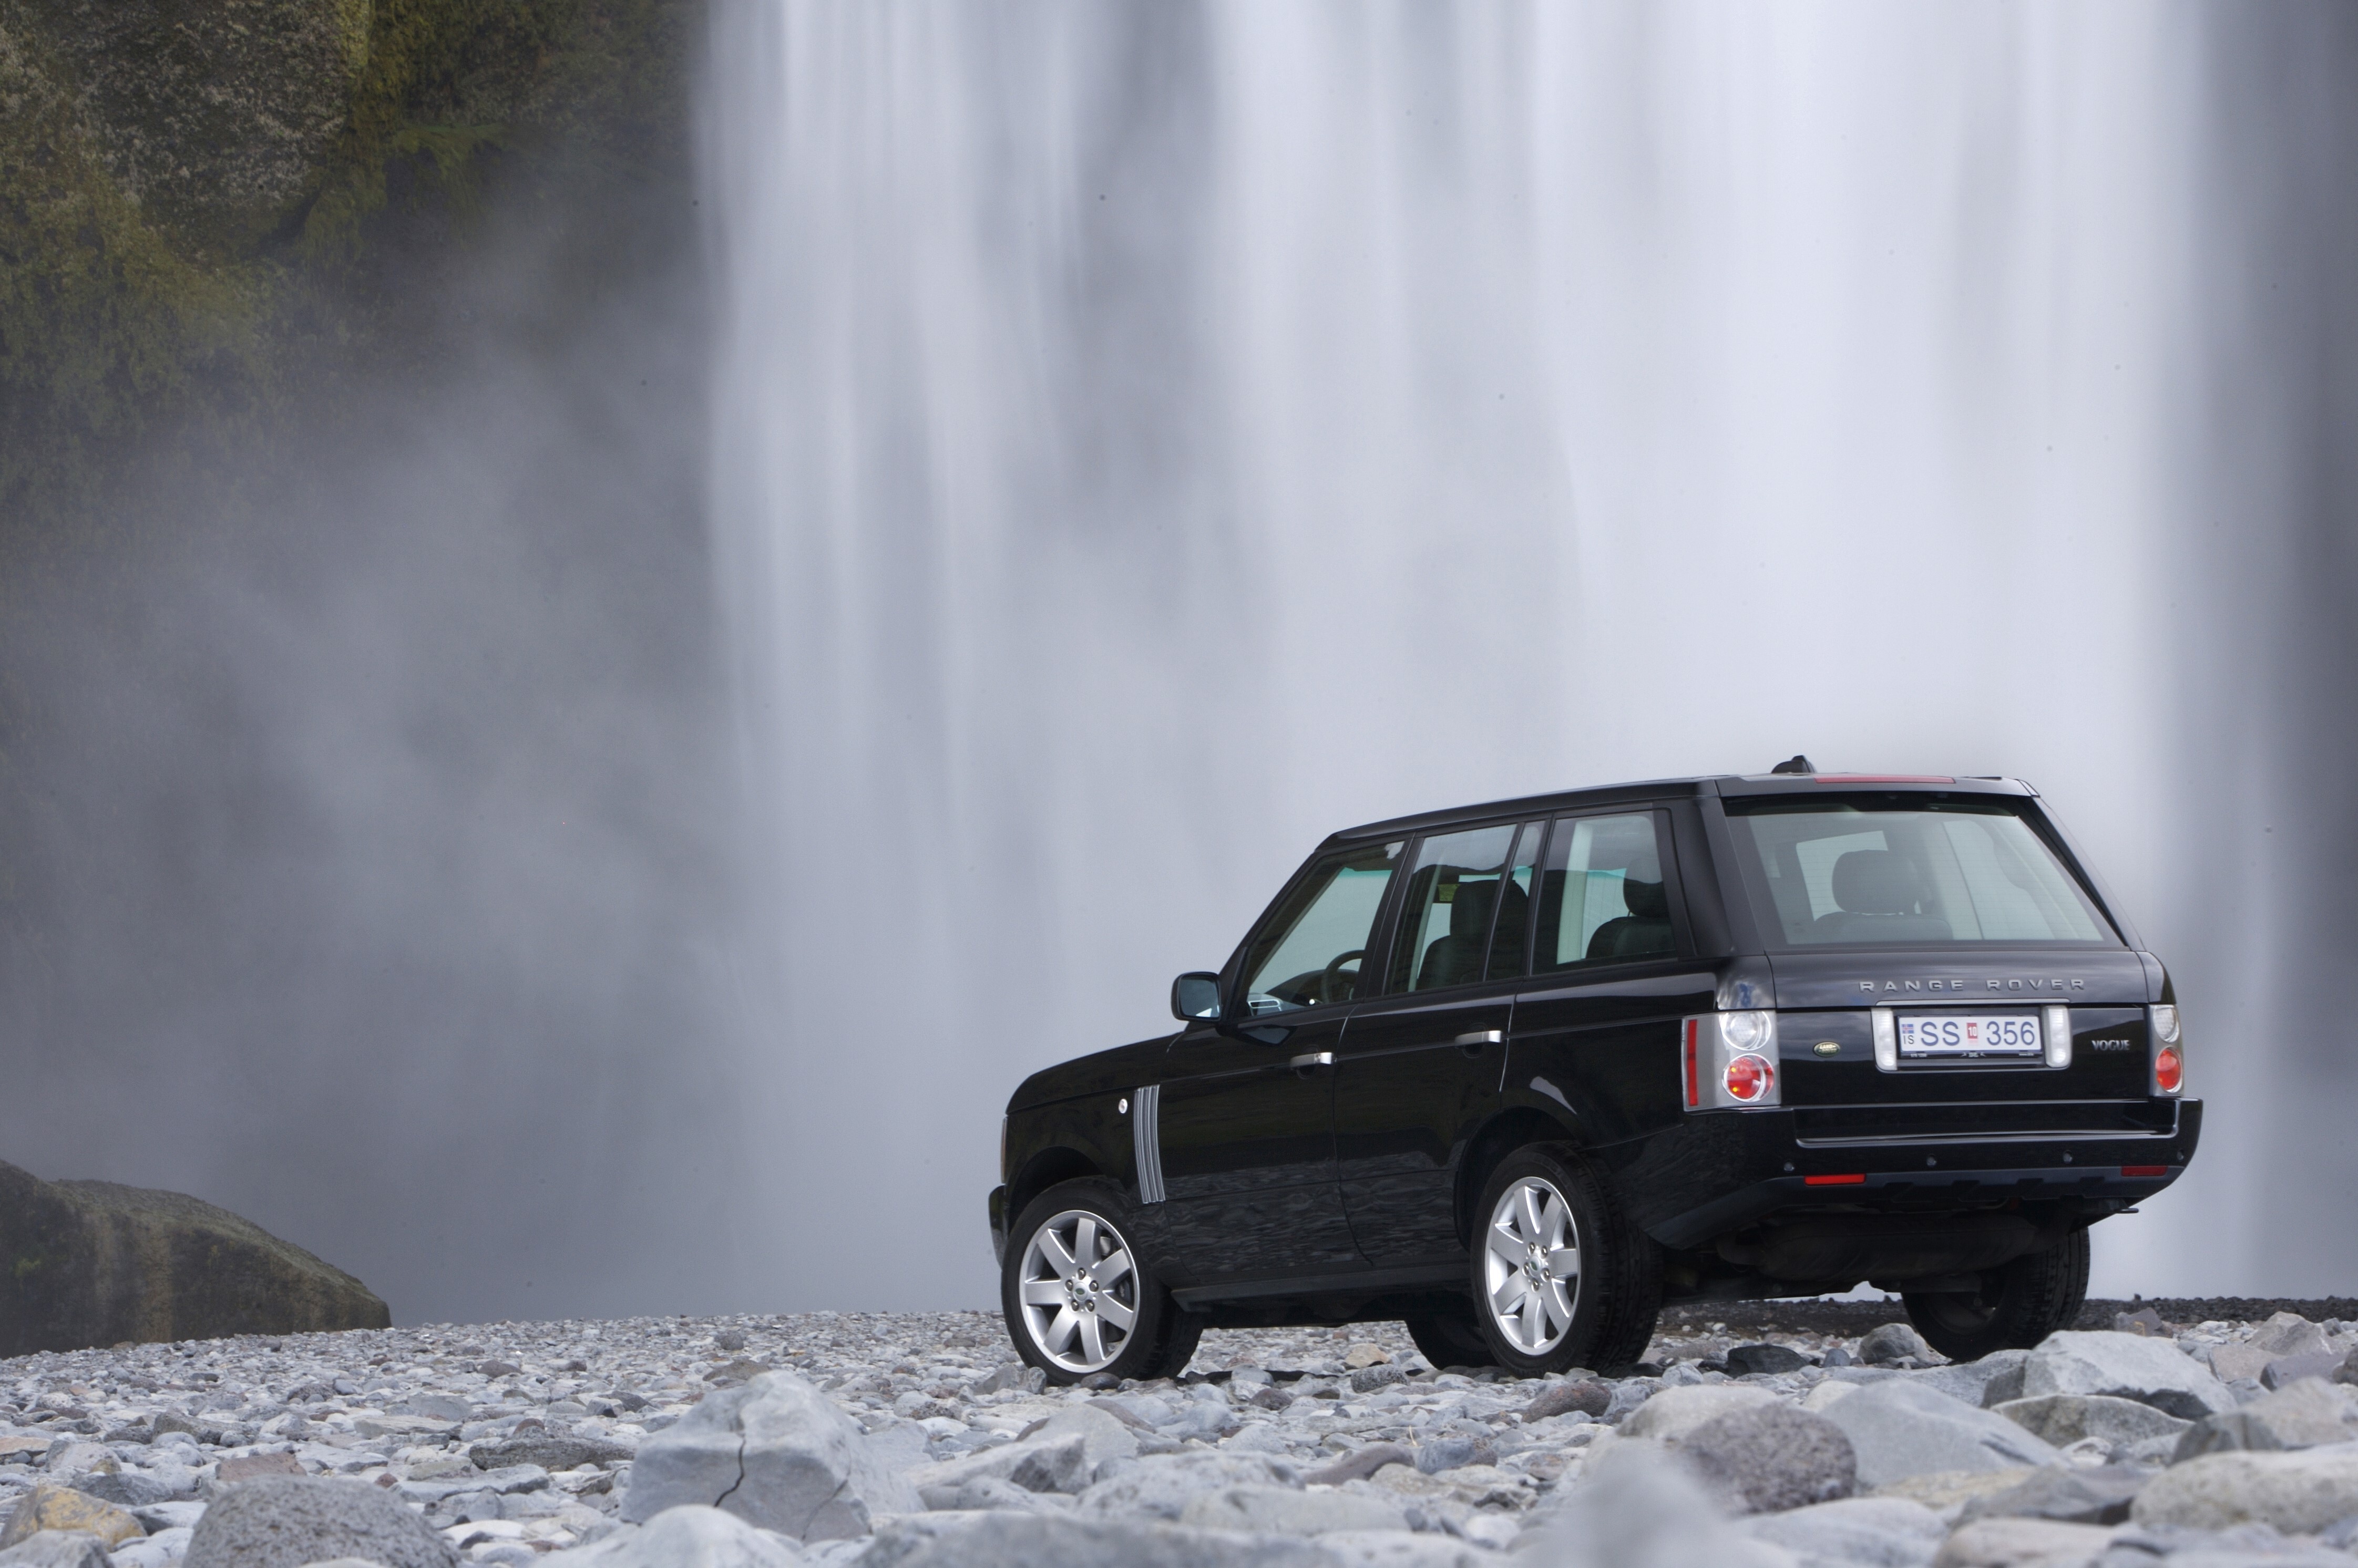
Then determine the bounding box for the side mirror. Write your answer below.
[1171,972,1222,1022]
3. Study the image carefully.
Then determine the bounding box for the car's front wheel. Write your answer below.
[1468,1146,1662,1376]
[1001,1180,1202,1384]
[1902,1226,2090,1361]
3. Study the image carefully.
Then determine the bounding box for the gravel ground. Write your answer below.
[4,1302,2358,1566]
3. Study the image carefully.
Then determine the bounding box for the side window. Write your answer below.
[1385,823,1521,993]
[1239,841,1403,1015]
[1531,812,1677,972]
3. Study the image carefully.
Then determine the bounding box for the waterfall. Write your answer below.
[702,3,2239,1309]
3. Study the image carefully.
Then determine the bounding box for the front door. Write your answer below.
[1153,839,1403,1285]
[1332,820,1540,1267]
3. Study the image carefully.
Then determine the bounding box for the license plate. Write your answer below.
[1897,1013,2043,1059]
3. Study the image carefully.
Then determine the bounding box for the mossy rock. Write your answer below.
[0,1159,389,1355]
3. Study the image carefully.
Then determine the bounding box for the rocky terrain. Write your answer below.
[7,1304,2358,1566]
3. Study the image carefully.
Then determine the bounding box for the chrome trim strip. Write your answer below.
[1134,1084,1165,1204]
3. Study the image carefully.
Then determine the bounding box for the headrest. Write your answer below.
[1621,877,1668,920]
[1831,850,1922,915]
[1449,880,1497,940]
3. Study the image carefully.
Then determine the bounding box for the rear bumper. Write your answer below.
[987,1184,1009,1266]
[1622,1098,2202,1251]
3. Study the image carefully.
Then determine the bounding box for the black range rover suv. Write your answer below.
[988,766,2198,1383]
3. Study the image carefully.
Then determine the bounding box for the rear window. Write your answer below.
[1724,795,2117,948]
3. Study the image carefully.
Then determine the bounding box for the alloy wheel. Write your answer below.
[1483,1175,1581,1355]
[1015,1208,1141,1374]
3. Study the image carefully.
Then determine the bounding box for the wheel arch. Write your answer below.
[1008,1146,1101,1228]
[1454,1106,1584,1247]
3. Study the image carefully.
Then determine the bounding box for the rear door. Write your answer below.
[1330,820,1540,1267]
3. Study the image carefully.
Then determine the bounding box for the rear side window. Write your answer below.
[1387,824,1522,993]
[1726,795,2116,947]
[1240,841,1403,1014]
[1531,812,1677,972]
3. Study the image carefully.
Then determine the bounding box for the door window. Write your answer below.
[1531,812,1677,972]
[1239,841,1403,1014]
[1386,823,1522,993]
[1487,821,1545,981]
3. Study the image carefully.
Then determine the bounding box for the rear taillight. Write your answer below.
[1684,1011,1782,1110]
[2150,1005,2184,1096]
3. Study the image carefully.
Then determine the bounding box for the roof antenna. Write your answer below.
[1769,755,1816,776]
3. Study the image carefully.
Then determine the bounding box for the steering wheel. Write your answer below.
[1319,949,1365,1006]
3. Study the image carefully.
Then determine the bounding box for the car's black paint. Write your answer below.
[989,772,2202,1326]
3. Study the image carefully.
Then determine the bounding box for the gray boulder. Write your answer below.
[904,1435,1089,1504]
[621,1370,916,1542]
[1991,1392,2191,1448]
[2132,1445,2358,1534]
[184,1477,455,1568]
[2172,1378,2358,1460]
[0,1536,112,1568]
[1857,1324,1932,1366]
[851,1513,1331,1567]
[1176,1486,1408,1534]
[1678,1404,1856,1515]
[544,1505,799,1567]
[1957,1465,2150,1526]
[2017,1330,2234,1420]
[469,1434,633,1472]
[2253,1313,2331,1359]
[1018,1407,1138,1469]
[2266,1351,2346,1390]
[1905,1349,2028,1409]
[1074,1453,1298,1521]
[1933,1517,2115,1565]
[1739,1495,1945,1565]
[1620,1384,1777,1441]
[1522,1380,1611,1421]
[1816,1378,2062,1486]
[1724,1344,1810,1376]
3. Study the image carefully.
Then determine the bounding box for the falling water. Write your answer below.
[701,4,2272,1309]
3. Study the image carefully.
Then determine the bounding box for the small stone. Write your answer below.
[713,1331,748,1353]
[1522,1379,1611,1421]
[0,1534,114,1568]
[1741,1496,1944,1564]
[704,1359,770,1385]
[2114,1307,2166,1337]
[1348,1365,1406,1394]
[622,1370,916,1541]
[547,1503,797,1566]
[1816,1379,2060,1486]
[2171,1376,2357,1459]
[1341,1344,1390,1370]
[1178,1485,1407,1535]
[218,1454,306,1484]
[975,1364,1046,1396]
[468,1436,632,1473]
[1991,1393,2191,1448]
[1931,1515,2114,1567]
[1957,1464,2149,1526]
[1302,1444,1414,1487]
[1249,1386,1294,1412]
[475,1363,522,1380]
[1821,1346,1853,1368]
[1619,1383,1777,1442]
[1412,1436,1495,1475]
[1857,1324,1931,1366]
[906,1435,1089,1503]
[2264,1350,2345,1390]
[1677,1404,1856,1515]
[2133,1446,2358,1534]
[2253,1313,2330,1359]
[2017,1330,2234,1420]
[0,1483,145,1550]
[1723,1344,1810,1376]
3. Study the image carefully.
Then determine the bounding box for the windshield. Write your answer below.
[1724,795,2117,948]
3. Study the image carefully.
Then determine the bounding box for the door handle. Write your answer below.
[1453,1029,1504,1053]
[1289,1051,1334,1071]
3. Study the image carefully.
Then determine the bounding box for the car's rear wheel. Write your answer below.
[1404,1305,1495,1371]
[1001,1179,1201,1384]
[1468,1146,1662,1377]
[1901,1226,2090,1361]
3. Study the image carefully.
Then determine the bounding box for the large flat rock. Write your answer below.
[0,1160,388,1354]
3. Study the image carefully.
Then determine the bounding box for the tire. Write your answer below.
[1001,1179,1202,1385]
[1902,1226,2090,1362]
[1467,1145,1663,1377]
[1405,1306,1495,1371]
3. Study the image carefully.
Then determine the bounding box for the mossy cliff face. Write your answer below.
[0,1159,391,1352]
[0,0,695,518]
